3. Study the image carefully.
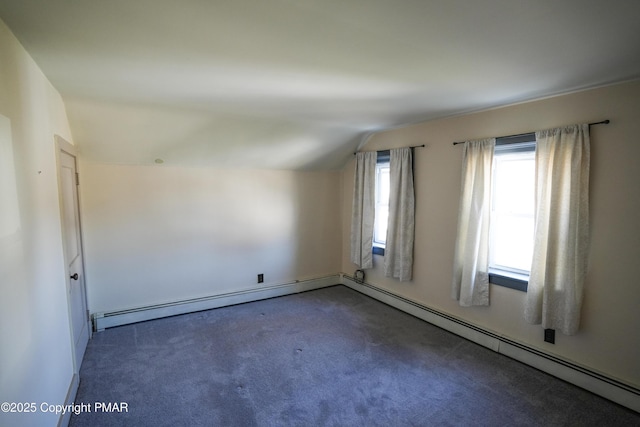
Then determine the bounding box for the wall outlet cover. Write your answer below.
[544,328,555,344]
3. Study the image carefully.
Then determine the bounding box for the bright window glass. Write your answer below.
[489,147,535,274]
[374,162,390,246]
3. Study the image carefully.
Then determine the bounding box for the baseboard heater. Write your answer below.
[93,275,340,331]
[340,273,639,413]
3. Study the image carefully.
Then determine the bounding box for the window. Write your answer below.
[373,151,390,255]
[488,135,535,291]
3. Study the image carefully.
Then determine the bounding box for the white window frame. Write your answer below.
[488,136,536,291]
[373,152,390,254]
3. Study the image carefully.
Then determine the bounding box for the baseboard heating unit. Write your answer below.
[93,275,339,331]
[339,273,639,413]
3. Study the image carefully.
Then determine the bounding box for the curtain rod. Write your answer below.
[354,144,425,155]
[452,120,610,146]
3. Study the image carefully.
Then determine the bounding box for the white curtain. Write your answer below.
[384,148,415,281]
[525,124,590,335]
[451,138,495,306]
[350,152,377,269]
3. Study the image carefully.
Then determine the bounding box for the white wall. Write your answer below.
[80,163,342,313]
[342,80,640,387]
[0,19,76,427]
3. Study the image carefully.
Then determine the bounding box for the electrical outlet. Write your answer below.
[257,274,264,283]
[544,328,555,344]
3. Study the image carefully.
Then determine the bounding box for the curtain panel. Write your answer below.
[525,124,590,335]
[451,138,495,306]
[350,152,377,269]
[384,147,415,281]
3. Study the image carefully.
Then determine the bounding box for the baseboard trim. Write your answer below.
[340,273,640,413]
[57,373,79,427]
[93,275,339,331]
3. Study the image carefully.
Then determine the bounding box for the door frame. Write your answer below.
[55,134,91,373]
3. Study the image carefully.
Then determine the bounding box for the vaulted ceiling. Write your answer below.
[2,0,639,169]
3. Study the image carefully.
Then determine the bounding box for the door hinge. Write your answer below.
[86,309,90,323]
[75,172,80,186]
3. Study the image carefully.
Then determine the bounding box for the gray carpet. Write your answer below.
[70,285,639,426]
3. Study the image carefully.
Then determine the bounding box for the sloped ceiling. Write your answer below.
[1,0,640,169]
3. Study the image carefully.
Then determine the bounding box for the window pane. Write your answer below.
[490,149,535,274]
[374,164,390,245]
[491,214,534,271]
[379,168,390,206]
[493,157,535,214]
[374,206,388,244]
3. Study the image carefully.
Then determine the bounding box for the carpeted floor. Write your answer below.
[70,285,639,426]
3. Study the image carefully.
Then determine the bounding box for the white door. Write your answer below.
[58,139,90,369]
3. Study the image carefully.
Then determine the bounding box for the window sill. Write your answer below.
[372,246,385,256]
[489,268,528,292]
